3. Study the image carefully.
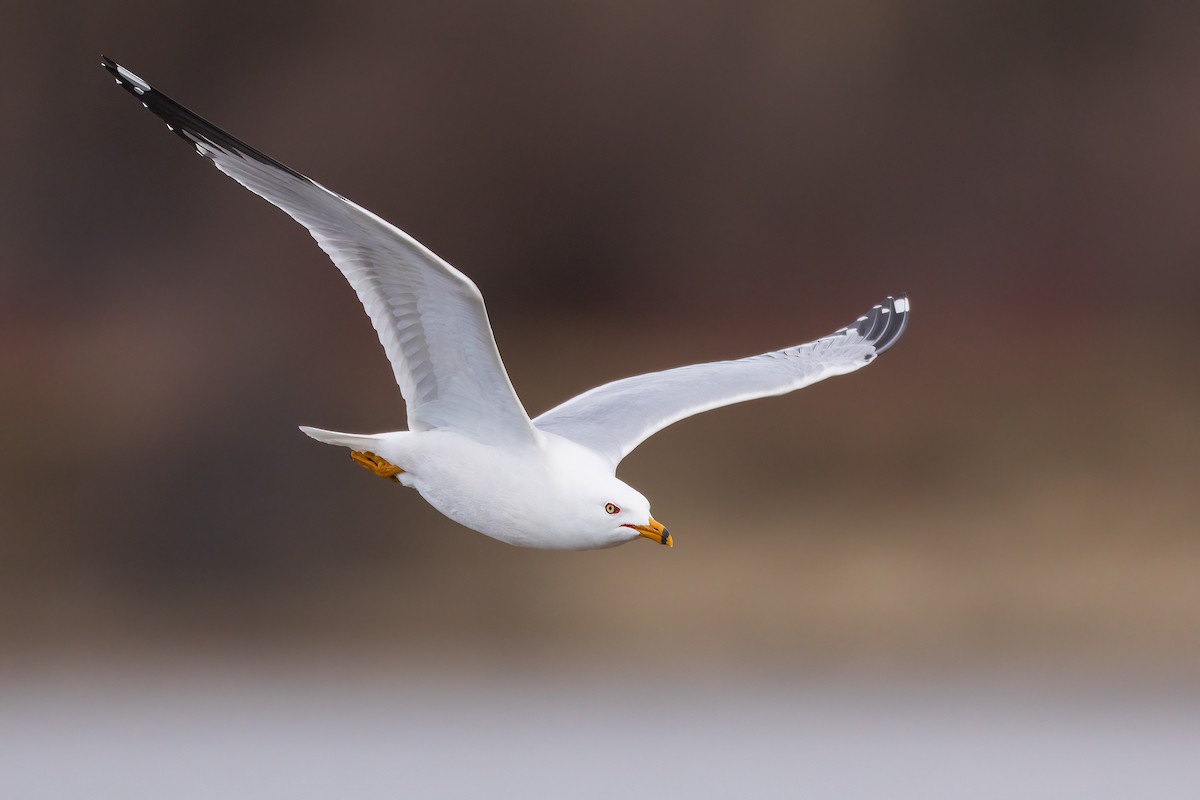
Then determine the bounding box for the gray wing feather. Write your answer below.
[534,296,909,466]
[103,58,536,447]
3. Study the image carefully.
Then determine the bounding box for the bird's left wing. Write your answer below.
[102,58,538,447]
[534,295,909,467]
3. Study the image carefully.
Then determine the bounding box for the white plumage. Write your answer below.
[104,57,909,550]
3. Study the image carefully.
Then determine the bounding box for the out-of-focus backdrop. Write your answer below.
[3,1,1199,797]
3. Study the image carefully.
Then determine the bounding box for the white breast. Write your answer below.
[384,430,611,549]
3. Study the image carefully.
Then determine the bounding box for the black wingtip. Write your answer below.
[827,294,909,358]
[854,294,909,355]
[101,57,314,186]
[101,56,154,98]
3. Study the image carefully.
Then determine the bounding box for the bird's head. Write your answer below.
[542,436,672,550]
[590,476,672,549]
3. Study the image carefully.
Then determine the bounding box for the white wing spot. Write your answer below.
[115,64,152,95]
[894,297,909,313]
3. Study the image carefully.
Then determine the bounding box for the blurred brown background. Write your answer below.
[3,0,1200,686]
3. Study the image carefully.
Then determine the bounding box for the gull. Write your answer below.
[103,57,909,551]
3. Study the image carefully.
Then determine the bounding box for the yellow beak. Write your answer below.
[628,516,672,547]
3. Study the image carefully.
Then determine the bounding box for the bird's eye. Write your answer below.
[605,503,620,515]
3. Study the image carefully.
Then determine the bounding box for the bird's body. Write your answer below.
[103,57,909,551]
[318,427,641,549]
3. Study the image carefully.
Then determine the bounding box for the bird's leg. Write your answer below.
[350,450,404,483]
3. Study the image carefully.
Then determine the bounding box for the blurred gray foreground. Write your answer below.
[2,659,1199,800]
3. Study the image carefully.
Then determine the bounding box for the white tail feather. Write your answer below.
[298,426,385,450]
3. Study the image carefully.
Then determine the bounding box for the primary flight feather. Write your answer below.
[103,57,909,550]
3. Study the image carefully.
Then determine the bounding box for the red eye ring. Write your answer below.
[605,503,620,515]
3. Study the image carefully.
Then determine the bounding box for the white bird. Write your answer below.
[104,57,909,551]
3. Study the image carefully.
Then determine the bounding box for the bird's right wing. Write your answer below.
[534,296,908,467]
[103,57,538,447]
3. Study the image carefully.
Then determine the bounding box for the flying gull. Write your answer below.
[103,57,909,550]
